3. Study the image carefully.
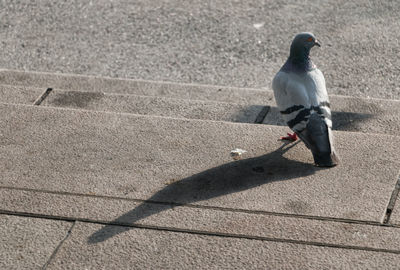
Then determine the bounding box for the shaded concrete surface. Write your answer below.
[1,103,399,223]
[2,188,400,253]
[0,84,45,105]
[43,90,267,123]
[0,214,72,270]
[1,1,400,100]
[45,222,400,270]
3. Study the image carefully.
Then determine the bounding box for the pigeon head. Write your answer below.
[289,32,321,59]
[281,32,321,73]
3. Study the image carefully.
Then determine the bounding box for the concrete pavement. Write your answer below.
[1,70,400,269]
[1,1,400,100]
[45,222,400,269]
[1,69,400,135]
[1,102,400,221]
[0,215,72,269]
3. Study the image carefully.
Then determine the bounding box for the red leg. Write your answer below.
[280,132,297,141]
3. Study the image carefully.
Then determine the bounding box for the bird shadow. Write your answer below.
[331,111,374,131]
[88,141,321,244]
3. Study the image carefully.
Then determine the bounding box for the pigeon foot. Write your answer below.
[280,132,298,141]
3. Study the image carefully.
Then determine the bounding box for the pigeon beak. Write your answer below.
[314,40,321,47]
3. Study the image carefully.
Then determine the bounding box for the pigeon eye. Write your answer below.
[307,37,313,42]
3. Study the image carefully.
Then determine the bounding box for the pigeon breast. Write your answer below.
[272,68,332,133]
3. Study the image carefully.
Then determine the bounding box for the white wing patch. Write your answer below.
[272,68,332,132]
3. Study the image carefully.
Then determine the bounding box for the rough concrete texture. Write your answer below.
[1,103,399,222]
[391,208,400,225]
[389,179,400,226]
[2,69,400,135]
[43,90,267,123]
[46,222,400,270]
[0,69,275,105]
[0,84,45,105]
[263,95,400,136]
[2,188,400,252]
[0,214,71,270]
[0,1,400,100]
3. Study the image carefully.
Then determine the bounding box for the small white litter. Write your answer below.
[230,148,247,160]
[253,22,265,29]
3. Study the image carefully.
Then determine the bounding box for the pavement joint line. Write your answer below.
[383,172,400,224]
[254,106,270,124]
[1,210,400,255]
[41,220,76,270]
[0,185,395,228]
[33,87,53,106]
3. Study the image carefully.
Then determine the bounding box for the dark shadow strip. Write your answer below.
[254,106,270,124]
[33,88,53,106]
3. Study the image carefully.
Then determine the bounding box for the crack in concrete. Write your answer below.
[41,221,75,270]
[383,173,400,224]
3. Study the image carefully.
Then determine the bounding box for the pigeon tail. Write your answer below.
[297,113,339,167]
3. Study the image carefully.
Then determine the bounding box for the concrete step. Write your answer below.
[2,102,400,268]
[41,90,268,124]
[1,69,399,136]
[0,84,46,105]
[0,69,274,105]
[1,102,399,223]
[44,221,400,269]
[3,187,400,252]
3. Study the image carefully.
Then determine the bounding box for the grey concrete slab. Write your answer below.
[42,90,266,123]
[1,103,399,223]
[2,70,399,136]
[2,188,400,252]
[0,1,399,100]
[391,208,400,225]
[0,214,71,270]
[2,69,400,135]
[0,84,44,105]
[46,222,400,269]
[0,69,275,105]
[263,95,400,136]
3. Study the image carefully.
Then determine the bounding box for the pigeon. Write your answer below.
[272,32,339,167]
